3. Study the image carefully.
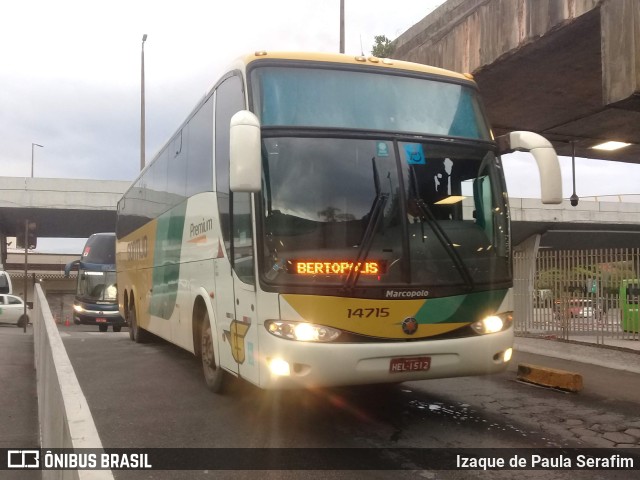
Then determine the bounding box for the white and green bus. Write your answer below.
[116,51,561,392]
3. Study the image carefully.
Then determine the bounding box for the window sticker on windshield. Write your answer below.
[404,143,425,165]
[376,141,389,157]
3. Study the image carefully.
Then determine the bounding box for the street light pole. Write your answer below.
[22,219,28,333]
[31,143,43,177]
[570,140,579,207]
[339,0,345,53]
[140,34,147,172]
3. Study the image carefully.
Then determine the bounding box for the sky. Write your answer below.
[2,0,640,253]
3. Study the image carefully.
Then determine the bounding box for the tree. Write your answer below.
[371,35,394,58]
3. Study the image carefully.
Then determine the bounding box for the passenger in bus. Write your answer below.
[408,158,453,220]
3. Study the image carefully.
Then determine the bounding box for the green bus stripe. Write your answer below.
[150,204,187,320]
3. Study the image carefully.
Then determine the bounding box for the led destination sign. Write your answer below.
[292,260,385,275]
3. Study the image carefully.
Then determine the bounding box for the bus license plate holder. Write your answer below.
[96,318,107,323]
[389,356,431,373]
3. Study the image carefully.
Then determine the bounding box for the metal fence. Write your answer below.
[514,248,640,344]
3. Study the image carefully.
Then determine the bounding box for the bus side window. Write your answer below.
[215,74,255,285]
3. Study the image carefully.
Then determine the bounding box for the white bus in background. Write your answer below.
[116,51,561,392]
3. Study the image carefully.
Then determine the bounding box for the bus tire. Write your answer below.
[129,306,150,343]
[99,325,108,332]
[201,312,225,393]
[113,326,122,333]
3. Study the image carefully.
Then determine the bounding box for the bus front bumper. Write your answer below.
[73,309,125,327]
[255,327,514,389]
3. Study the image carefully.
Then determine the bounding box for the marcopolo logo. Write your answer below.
[401,317,419,335]
[7,450,40,469]
[385,289,430,299]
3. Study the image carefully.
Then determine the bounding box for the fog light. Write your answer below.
[503,348,513,363]
[268,358,290,376]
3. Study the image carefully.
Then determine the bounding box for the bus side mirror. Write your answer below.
[497,131,562,204]
[63,259,81,278]
[230,110,262,192]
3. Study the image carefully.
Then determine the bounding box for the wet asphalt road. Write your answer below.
[59,324,640,480]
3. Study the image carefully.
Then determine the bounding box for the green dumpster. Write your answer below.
[620,279,640,333]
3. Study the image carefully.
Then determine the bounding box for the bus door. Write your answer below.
[214,191,260,385]
[212,74,260,384]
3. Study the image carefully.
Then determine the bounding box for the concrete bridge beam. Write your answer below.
[393,0,640,164]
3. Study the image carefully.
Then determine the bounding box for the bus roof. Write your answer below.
[83,233,116,265]
[239,51,473,83]
[119,51,478,203]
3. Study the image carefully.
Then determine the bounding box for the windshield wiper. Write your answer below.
[342,158,388,292]
[408,167,474,290]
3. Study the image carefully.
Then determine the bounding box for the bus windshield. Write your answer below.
[251,66,491,140]
[250,65,511,294]
[251,65,507,295]
[259,137,509,293]
[77,270,118,302]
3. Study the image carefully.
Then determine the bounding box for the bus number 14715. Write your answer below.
[346,308,390,319]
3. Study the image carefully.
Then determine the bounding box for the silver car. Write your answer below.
[0,294,29,327]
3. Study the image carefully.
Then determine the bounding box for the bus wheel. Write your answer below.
[129,306,149,343]
[99,325,108,332]
[201,312,224,393]
[113,326,122,333]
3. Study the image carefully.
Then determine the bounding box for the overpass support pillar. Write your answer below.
[602,0,640,107]
[513,234,541,332]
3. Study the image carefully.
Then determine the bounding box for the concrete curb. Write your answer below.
[514,337,640,375]
[517,363,583,392]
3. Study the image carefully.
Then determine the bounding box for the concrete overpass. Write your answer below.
[393,0,640,164]
[1,176,639,261]
[0,177,129,239]
[0,177,128,264]
[510,196,640,248]
[2,177,638,324]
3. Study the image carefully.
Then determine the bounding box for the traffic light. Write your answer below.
[16,222,37,250]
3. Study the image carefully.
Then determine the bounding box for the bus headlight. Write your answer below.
[73,304,85,313]
[265,320,341,342]
[471,312,513,335]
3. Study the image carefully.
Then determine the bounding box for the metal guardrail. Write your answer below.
[514,248,640,345]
